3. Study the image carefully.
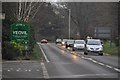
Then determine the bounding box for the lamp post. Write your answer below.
[68,9,71,39]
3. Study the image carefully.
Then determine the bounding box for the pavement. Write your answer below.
[2,61,43,79]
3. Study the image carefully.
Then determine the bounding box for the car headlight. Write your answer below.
[86,47,91,50]
[98,47,103,51]
[74,45,76,47]
[62,42,65,44]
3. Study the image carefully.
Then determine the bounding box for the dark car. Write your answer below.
[61,39,68,46]
[65,39,74,48]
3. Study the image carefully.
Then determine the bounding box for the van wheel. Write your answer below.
[84,52,88,55]
[99,53,103,56]
[72,48,75,51]
[66,46,68,48]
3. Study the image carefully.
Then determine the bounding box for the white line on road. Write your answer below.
[81,56,85,58]
[85,57,93,60]
[28,70,31,72]
[105,65,113,69]
[71,51,119,73]
[98,62,105,66]
[38,44,50,63]
[91,60,98,63]
[16,70,20,72]
[41,62,49,79]
[114,68,120,72]
[51,73,117,78]
[25,70,28,71]
[8,70,10,72]
[36,69,39,71]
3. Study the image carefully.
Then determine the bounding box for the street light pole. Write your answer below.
[68,9,71,39]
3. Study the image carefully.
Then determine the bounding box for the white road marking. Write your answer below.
[114,68,120,72]
[28,70,31,72]
[91,60,98,63]
[25,70,28,71]
[70,51,119,73]
[105,65,113,68]
[85,58,93,60]
[98,62,105,66]
[104,53,110,56]
[39,44,50,63]
[81,56,85,58]
[8,70,10,72]
[51,73,117,78]
[16,70,20,72]
[41,62,49,79]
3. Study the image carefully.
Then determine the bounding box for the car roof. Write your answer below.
[75,40,85,41]
[56,38,61,40]
[87,39,100,41]
[67,39,74,41]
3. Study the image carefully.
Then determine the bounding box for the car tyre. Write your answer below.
[99,53,103,56]
[84,52,88,55]
[66,46,68,48]
[72,48,75,51]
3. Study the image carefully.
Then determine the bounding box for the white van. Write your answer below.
[84,39,103,55]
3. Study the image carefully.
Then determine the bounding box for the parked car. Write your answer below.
[65,39,74,48]
[41,39,48,43]
[72,40,85,51]
[61,39,68,46]
[56,39,62,44]
[84,39,103,55]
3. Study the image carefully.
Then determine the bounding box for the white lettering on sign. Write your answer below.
[13,31,27,35]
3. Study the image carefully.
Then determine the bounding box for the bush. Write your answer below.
[103,40,118,55]
[2,41,22,60]
[31,44,42,61]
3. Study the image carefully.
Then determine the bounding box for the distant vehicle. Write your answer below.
[56,39,62,44]
[61,39,68,46]
[65,39,74,48]
[84,39,103,55]
[72,40,85,51]
[41,39,48,43]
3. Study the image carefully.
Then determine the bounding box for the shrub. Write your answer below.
[2,41,22,60]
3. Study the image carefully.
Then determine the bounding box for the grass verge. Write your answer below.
[31,44,42,61]
[103,41,118,56]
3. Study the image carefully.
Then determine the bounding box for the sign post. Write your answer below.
[11,23,30,51]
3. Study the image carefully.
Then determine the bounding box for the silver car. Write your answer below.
[84,39,103,55]
[72,40,85,51]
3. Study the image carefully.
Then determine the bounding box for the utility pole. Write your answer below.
[68,9,71,39]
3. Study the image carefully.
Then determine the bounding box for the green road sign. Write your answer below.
[11,23,30,50]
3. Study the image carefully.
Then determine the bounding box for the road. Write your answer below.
[39,43,119,79]
[2,43,119,80]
